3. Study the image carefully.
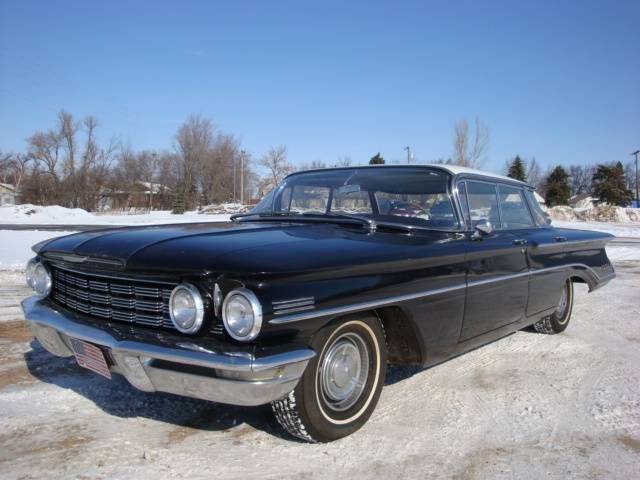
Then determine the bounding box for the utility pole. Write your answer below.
[240,150,245,205]
[404,146,413,164]
[632,150,640,207]
[233,154,237,204]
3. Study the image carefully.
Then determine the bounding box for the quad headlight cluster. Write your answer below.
[168,283,262,341]
[25,258,52,298]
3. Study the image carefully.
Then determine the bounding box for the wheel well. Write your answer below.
[374,306,423,366]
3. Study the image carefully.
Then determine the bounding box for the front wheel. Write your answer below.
[532,279,574,334]
[271,314,387,442]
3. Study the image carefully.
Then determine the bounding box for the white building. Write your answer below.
[0,183,16,205]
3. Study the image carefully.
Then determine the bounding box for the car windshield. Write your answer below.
[250,167,459,230]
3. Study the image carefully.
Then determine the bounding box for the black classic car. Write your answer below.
[22,165,615,442]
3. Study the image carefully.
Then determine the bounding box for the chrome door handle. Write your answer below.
[555,236,567,242]
[512,239,528,246]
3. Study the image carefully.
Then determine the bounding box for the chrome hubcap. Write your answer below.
[320,332,369,411]
[556,285,569,324]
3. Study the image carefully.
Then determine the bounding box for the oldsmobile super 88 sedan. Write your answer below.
[22,165,615,442]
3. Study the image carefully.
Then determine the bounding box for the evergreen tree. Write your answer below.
[544,166,571,207]
[172,191,186,214]
[507,155,527,182]
[592,161,632,206]
[369,153,385,165]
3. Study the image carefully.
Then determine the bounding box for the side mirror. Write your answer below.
[472,220,493,240]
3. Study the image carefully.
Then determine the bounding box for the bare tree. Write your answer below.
[452,117,490,167]
[334,157,352,167]
[526,157,542,189]
[200,133,240,205]
[259,145,294,191]
[624,161,637,196]
[26,130,62,180]
[569,165,593,196]
[299,160,327,171]
[175,114,215,208]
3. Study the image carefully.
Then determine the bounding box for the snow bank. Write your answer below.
[198,203,251,215]
[0,204,233,225]
[548,204,640,223]
[0,204,94,224]
[548,206,577,221]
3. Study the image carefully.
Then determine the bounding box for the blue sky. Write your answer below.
[1,0,638,173]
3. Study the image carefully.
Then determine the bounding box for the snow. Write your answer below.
[1,212,639,478]
[548,203,640,224]
[605,246,640,262]
[1,260,639,478]
[553,220,640,238]
[0,230,72,270]
[0,204,233,226]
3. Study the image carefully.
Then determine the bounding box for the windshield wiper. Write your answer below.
[232,210,376,230]
[230,211,297,222]
[301,212,375,229]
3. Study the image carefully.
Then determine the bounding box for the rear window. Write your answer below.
[497,185,534,229]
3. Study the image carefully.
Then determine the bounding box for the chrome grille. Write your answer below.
[51,266,177,329]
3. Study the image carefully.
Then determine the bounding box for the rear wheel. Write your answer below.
[532,279,574,334]
[271,314,387,442]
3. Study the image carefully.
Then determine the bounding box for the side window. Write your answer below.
[497,185,534,229]
[458,182,470,226]
[466,181,500,228]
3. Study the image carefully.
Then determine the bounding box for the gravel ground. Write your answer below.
[0,256,639,479]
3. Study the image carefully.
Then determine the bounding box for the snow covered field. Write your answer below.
[0,207,639,478]
[0,204,231,226]
[1,258,639,478]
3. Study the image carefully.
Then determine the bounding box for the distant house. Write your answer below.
[0,183,16,205]
[99,181,172,211]
[569,193,594,209]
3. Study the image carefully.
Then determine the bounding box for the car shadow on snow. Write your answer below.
[24,338,424,440]
[22,340,296,442]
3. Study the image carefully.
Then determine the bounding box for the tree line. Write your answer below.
[1,111,635,211]
[505,155,636,207]
[0,111,266,211]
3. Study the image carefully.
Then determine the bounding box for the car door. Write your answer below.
[458,180,530,342]
[520,188,568,316]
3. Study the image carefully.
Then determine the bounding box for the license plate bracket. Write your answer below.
[69,338,112,380]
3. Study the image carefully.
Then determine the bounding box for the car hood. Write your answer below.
[38,221,462,277]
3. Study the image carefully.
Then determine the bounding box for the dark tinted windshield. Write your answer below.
[252,167,459,229]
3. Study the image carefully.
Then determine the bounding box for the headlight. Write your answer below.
[222,288,262,341]
[25,258,52,298]
[169,283,205,334]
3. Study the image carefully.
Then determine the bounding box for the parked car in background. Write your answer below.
[22,165,615,442]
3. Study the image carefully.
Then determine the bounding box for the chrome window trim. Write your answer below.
[454,176,544,232]
[269,263,604,325]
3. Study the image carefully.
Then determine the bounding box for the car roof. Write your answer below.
[285,164,530,188]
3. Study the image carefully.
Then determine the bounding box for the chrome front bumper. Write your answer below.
[21,297,314,406]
